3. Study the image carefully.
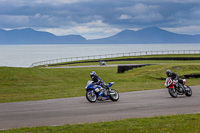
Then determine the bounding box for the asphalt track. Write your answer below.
[0,85,200,130]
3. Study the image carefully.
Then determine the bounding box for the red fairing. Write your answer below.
[166,78,173,87]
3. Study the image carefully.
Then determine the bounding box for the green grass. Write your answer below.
[1,113,200,133]
[0,63,200,103]
[56,60,200,66]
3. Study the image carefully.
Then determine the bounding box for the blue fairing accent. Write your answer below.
[108,82,114,88]
[87,84,95,89]
[89,90,93,95]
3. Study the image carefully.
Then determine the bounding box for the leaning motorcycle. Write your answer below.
[85,80,119,102]
[165,77,192,98]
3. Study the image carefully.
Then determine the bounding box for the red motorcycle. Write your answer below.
[165,77,192,98]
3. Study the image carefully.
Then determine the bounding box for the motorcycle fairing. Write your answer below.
[85,80,110,101]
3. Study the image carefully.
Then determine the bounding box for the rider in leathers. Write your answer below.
[166,69,184,90]
[90,71,110,96]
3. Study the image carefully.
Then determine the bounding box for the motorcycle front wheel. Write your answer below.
[86,90,97,103]
[168,88,177,98]
[185,85,192,97]
[109,89,119,101]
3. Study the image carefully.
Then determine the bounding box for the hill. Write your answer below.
[0,28,87,44]
[0,27,200,44]
[88,27,200,44]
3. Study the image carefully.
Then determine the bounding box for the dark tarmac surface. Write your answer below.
[0,85,199,130]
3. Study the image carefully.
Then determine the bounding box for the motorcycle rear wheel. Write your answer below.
[109,89,119,101]
[86,90,97,103]
[168,88,177,98]
[185,85,192,97]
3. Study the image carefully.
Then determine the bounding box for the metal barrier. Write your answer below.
[30,50,200,67]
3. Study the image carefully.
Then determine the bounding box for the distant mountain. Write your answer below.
[88,27,200,44]
[0,27,200,44]
[0,28,87,44]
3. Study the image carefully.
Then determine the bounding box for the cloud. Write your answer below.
[122,3,159,15]
[190,7,200,17]
[119,14,132,20]
[35,0,92,4]
[0,0,200,38]
[164,25,200,35]
[132,13,164,23]
[117,3,163,23]
[41,20,121,39]
[0,15,29,28]
[0,0,91,6]
[126,0,200,3]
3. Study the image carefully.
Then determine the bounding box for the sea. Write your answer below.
[0,43,200,67]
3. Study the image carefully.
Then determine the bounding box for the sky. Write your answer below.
[0,0,200,39]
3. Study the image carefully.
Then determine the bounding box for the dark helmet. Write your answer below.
[166,69,172,77]
[90,71,96,77]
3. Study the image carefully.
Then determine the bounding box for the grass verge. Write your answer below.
[1,113,200,133]
[46,54,200,67]
[0,63,200,103]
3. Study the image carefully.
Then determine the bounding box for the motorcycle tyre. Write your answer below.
[86,90,97,103]
[185,85,192,97]
[168,88,177,98]
[109,89,119,101]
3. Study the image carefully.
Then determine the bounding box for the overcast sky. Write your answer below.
[0,0,200,39]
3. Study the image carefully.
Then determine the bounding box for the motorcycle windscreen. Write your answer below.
[107,82,114,88]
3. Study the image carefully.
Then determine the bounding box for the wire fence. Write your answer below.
[30,49,200,67]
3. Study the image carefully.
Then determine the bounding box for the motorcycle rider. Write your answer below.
[90,71,110,96]
[166,69,185,91]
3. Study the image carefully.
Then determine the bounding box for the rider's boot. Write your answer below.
[176,83,181,92]
[106,89,109,96]
[180,83,187,92]
[102,86,108,96]
[103,88,111,96]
